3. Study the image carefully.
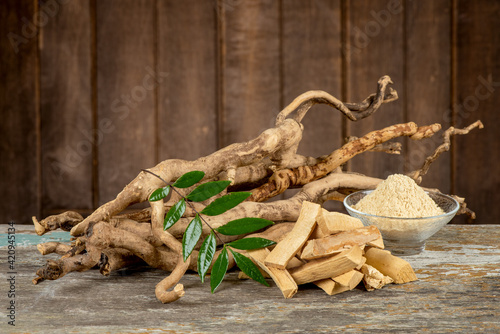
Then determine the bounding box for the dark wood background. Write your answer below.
[1,0,499,225]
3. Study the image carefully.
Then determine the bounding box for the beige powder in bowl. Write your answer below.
[353,174,445,218]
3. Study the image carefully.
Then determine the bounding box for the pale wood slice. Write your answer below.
[289,245,364,285]
[317,209,364,235]
[332,269,364,290]
[364,247,418,284]
[301,225,382,260]
[247,248,298,299]
[265,201,321,269]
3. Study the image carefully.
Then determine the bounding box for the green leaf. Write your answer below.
[164,199,186,230]
[216,218,274,235]
[228,237,276,250]
[198,231,216,283]
[173,171,205,188]
[229,248,269,287]
[149,186,170,202]
[201,192,252,216]
[186,180,231,202]
[210,246,229,293]
[182,214,202,262]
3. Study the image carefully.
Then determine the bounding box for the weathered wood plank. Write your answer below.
[0,0,39,224]
[347,0,405,179]
[3,225,500,332]
[157,0,217,161]
[405,0,452,194]
[454,0,500,224]
[40,0,93,214]
[96,0,156,205]
[282,0,343,158]
[219,0,281,147]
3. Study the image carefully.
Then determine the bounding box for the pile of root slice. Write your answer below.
[31,75,483,303]
[241,201,417,298]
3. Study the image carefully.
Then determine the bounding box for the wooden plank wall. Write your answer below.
[1,0,499,225]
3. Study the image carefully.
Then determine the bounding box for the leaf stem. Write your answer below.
[142,169,225,245]
[141,169,171,185]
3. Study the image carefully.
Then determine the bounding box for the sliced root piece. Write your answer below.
[316,210,364,236]
[289,245,364,285]
[247,248,298,299]
[265,201,320,269]
[300,225,382,260]
[364,247,417,284]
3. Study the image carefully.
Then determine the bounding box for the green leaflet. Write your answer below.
[198,231,216,283]
[164,198,186,230]
[182,214,203,262]
[201,192,251,216]
[229,248,269,287]
[228,237,276,250]
[187,180,231,202]
[149,186,171,202]
[210,246,229,293]
[216,218,274,235]
[173,171,205,188]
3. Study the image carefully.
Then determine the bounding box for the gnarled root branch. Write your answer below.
[99,248,143,276]
[37,242,72,256]
[155,253,191,303]
[248,122,441,202]
[33,253,98,284]
[32,211,83,235]
[408,120,484,183]
[69,76,397,237]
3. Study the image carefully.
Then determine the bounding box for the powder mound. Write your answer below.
[353,174,445,218]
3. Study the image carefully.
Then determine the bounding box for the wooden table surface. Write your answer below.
[1,224,499,333]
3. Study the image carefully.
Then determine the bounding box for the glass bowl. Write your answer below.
[343,190,459,256]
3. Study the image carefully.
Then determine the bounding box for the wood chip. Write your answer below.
[314,279,348,295]
[364,247,418,284]
[300,225,382,260]
[265,201,321,269]
[316,209,364,235]
[366,236,385,249]
[247,248,298,299]
[289,245,364,285]
[332,269,364,290]
[360,264,394,291]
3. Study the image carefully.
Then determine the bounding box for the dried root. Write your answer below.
[32,76,483,303]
